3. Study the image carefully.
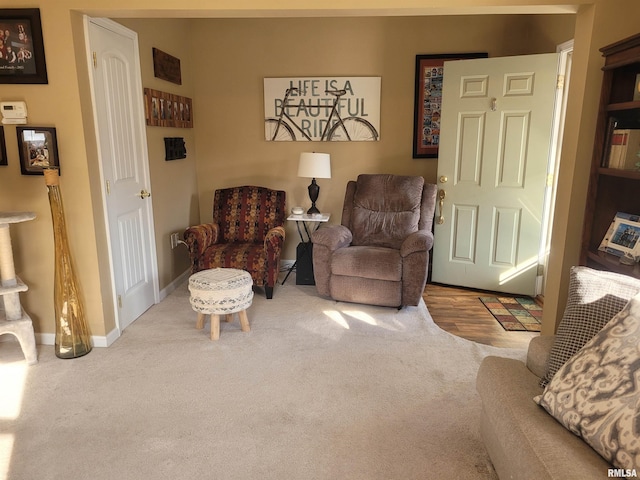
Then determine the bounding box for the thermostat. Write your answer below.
[1,101,27,124]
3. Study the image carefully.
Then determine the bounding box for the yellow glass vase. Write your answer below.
[44,168,92,359]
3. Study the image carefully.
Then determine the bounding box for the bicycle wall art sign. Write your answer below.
[412,53,487,158]
[264,77,380,141]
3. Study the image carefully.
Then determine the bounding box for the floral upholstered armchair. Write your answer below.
[311,174,437,308]
[183,186,286,299]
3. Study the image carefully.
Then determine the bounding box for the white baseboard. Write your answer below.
[159,268,191,301]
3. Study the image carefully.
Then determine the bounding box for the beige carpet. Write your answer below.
[0,275,526,480]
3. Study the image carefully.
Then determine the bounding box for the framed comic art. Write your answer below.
[0,8,48,84]
[412,52,487,158]
[16,126,59,175]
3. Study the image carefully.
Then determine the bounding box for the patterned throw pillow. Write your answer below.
[541,266,640,387]
[535,292,640,470]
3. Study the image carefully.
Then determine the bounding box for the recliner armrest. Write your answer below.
[400,229,433,257]
[526,334,556,379]
[311,225,352,251]
[184,223,220,258]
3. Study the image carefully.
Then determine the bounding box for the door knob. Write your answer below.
[437,189,446,225]
[137,189,151,199]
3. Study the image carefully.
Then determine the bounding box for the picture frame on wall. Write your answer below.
[0,126,7,166]
[412,52,487,158]
[143,88,193,128]
[0,8,48,84]
[16,126,60,175]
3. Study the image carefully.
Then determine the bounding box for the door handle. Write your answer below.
[137,189,151,199]
[437,189,446,225]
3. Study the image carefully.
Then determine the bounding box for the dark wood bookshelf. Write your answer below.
[581,33,640,280]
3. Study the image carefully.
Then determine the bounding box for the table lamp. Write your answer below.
[297,152,331,214]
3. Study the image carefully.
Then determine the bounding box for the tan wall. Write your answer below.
[0,0,635,344]
[190,15,575,262]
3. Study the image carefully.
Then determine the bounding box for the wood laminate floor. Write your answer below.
[424,283,539,349]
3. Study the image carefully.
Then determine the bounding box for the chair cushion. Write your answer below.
[201,243,267,286]
[541,266,640,387]
[331,246,401,281]
[213,186,286,244]
[350,174,424,249]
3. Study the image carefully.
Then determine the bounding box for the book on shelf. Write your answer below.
[607,128,640,169]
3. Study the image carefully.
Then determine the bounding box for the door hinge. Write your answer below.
[117,295,122,308]
[537,264,545,276]
[106,180,111,195]
[92,51,97,68]
[546,173,554,187]
[556,74,565,89]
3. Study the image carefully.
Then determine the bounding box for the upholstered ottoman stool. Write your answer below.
[188,268,253,340]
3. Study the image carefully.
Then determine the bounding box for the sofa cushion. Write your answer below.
[535,292,640,471]
[541,266,640,387]
[350,174,424,249]
[477,355,611,480]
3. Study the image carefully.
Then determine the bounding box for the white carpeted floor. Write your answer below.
[0,275,527,480]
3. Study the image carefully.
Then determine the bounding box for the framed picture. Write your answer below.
[16,126,59,175]
[598,212,640,258]
[143,88,193,128]
[0,126,6,166]
[413,52,487,158]
[0,8,48,84]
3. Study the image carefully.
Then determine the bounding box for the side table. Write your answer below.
[283,213,330,285]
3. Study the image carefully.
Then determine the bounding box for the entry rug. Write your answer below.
[479,296,542,332]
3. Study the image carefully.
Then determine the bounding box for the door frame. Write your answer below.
[537,39,574,296]
[83,16,160,340]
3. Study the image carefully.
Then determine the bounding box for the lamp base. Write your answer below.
[307,178,320,215]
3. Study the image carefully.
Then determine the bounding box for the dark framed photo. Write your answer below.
[143,88,193,128]
[413,52,487,158]
[0,126,6,166]
[16,126,59,175]
[0,8,48,84]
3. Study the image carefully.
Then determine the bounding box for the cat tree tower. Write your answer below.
[0,211,38,365]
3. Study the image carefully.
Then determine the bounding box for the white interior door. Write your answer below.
[86,17,159,332]
[431,53,559,296]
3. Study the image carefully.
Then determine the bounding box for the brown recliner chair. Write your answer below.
[183,185,286,299]
[311,174,437,307]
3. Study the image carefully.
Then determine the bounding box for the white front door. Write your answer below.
[431,53,559,295]
[86,18,159,332]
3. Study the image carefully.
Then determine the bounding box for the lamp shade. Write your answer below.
[297,152,331,179]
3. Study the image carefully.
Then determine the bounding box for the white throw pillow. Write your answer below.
[535,292,640,470]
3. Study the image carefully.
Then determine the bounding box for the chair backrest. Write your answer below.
[213,185,286,243]
[341,174,437,249]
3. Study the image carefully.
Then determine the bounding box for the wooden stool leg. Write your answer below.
[196,312,206,329]
[225,314,233,323]
[238,309,250,332]
[211,314,221,341]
